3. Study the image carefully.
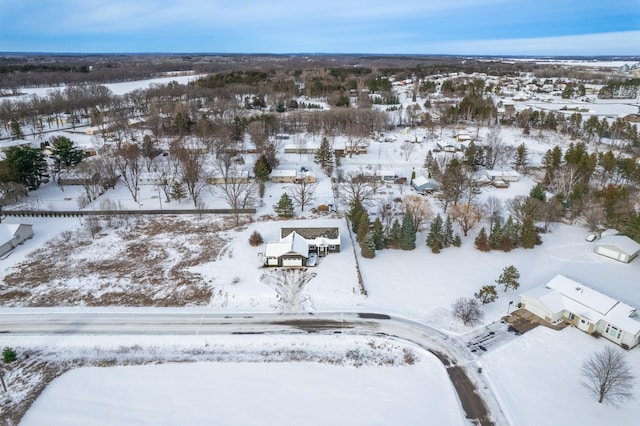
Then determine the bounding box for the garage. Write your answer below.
[282,257,304,267]
[594,235,640,264]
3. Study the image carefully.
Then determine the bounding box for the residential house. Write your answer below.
[271,169,297,183]
[412,176,440,193]
[208,170,250,185]
[263,227,341,267]
[594,235,640,264]
[483,169,520,182]
[520,275,640,348]
[0,224,34,257]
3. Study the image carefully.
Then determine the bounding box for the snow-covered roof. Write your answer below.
[271,169,297,178]
[544,275,640,334]
[0,224,14,245]
[265,231,309,258]
[596,235,640,256]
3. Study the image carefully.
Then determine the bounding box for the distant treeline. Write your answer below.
[599,78,640,99]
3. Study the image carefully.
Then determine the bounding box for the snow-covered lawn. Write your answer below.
[484,326,640,426]
[20,360,464,426]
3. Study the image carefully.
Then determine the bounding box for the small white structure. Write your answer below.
[520,275,640,348]
[594,235,640,263]
[483,169,520,182]
[264,231,309,267]
[0,223,34,257]
[270,169,298,183]
[412,175,440,193]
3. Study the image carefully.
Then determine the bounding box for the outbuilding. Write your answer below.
[0,223,34,257]
[412,175,440,193]
[594,235,640,263]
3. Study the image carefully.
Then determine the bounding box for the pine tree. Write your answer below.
[314,137,335,176]
[426,214,444,253]
[502,216,520,247]
[474,227,491,251]
[514,143,528,171]
[489,220,502,250]
[453,233,462,247]
[253,154,272,182]
[360,232,376,259]
[372,217,385,250]
[400,212,416,250]
[496,265,520,292]
[444,215,454,247]
[356,211,370,242]
[520,218,537,249]
[388,218,402,249]
[170,180,186,202]
[348,200,365,233]
[500,233,514,252]
[275,193,294,217]
[474,285,498,304]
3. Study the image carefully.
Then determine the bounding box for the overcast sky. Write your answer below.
[1,1,639,56]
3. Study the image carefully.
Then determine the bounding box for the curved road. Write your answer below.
[0,309,506,425]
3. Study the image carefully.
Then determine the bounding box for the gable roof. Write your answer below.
[0,225,14,245]
[595,235,640,256]
[265,231,309,258]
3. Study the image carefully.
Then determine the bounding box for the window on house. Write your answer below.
[568,313,575,320]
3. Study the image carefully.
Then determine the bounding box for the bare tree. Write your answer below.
[216,163,257,225]
[483,196,504,230]
[172,140,209,207]
[452,297,484,326]
[400,140,415,161]
[288,180,317,212]
[402,194,433,232]
[484,126,511,169]
[581,346,635,405]
[548,164,583,204]
[0,182,27,222]
[450,201,484,236]
[339,171,376,208]
[114,143,143,202]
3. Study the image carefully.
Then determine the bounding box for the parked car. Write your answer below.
[586,233,598,242]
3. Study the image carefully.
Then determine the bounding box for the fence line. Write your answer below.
[3,208,256,218]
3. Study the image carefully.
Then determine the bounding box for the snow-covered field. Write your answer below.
[2,68,640,425]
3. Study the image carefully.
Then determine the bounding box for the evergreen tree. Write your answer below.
[388,218,402,249]
[529,183,546,202]
[372,217,385,250]
[400,212,416,250]
[474,227,491,251]
[490,220,502,249]
[1,146,49,190]
[496,265,520,292]
[275,193,294,217]
[500,233,514,252]
[10,120,24,140]
[424,150,434,173]
[356,210,370,242]
[453,233,462,247]
[170,180,186,201]
[426,214,444,253]
[253,154,272,182]
[474,285,498,304]
[314,137,335,176]
[502,216,520,247]
[444,215,454,247]
[514,143,528,171]
[51,136,84,170]
[520,218,537,249]
[348,200,366,233]
[360,232,376,259]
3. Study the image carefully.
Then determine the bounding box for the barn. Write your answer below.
[594,235,640,264]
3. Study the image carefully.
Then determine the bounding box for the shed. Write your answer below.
[594,235,640,263]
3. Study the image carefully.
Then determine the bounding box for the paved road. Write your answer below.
[0,309,506,425]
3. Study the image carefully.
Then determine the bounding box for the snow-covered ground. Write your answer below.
[2,67,640,424]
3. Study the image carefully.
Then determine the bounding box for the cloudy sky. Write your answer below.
[1,0,638,56]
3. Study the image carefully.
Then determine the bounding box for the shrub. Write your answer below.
[3,347,17,363]
[248,230,264,246]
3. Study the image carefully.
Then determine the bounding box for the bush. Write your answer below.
[248,230,264,246]
[3,347,17,363]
